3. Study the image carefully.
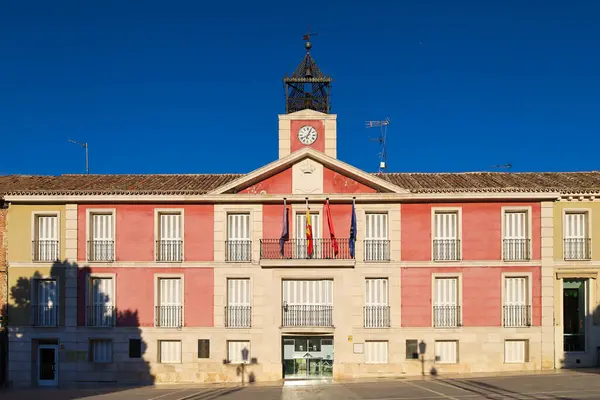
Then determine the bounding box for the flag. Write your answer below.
[325,199,339,256]
[349,199,357,258]
[279,199,289,256]
[306,209,314,257]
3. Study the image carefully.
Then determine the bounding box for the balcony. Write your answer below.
[433,305,461,328]
[225,240,252,262]
[32,240,59,262]
[433,239,461,261]
[364,240,390,262]
[260,238,355,267]
[156,240,183,262]
[225,306,252,328]
[503,305,531,327]
[32,305,58,327]
[282,304,333,328]
[87,240,115,262]
[155,305,183,328]
[503,239,531,261]
[86,305,115,327]
[364,306,390,328]
[564,238,591,260]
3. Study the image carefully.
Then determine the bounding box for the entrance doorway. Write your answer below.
[38,345,58,386]
[282,336,333,379]
[563,279,588,352]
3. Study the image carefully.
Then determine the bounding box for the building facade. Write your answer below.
[2,45,600,387]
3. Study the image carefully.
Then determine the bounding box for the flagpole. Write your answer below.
[305,197,309,210]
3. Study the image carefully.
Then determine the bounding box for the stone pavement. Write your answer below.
[3,369,600,400]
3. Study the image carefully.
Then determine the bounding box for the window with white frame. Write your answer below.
[228,340,250,364]
[435,340,458,364]
[33,214,59,261]
[433,277,460,327]
[295,213,321,258]
[282,280,333,327]
[156,278,182,328]
[89,339,113,363]
[33,278,58,327]
[433,211,460,260]
[226,213,251,262]
[87,277,115,327]
[503,211,530,261]
[159,340,182,363]
[364,278,390,328]
[157,212,183,261]
[564,212,591,260]
[365,213,389,261]
[503,276,530,327]
[226,278,251,328]
[89,212,114,261]
[365,341,388,364]
[504,340,528,363]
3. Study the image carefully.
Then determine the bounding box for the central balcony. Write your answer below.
[282,304,333,328]
[260,238,355,268]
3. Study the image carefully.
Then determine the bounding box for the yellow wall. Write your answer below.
[7,266,66,326]
[7,204,67,263]
[553,202,600,261]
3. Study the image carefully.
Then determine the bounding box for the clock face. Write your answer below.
[298,125,318,145]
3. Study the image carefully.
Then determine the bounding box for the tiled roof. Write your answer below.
[1,171,600,196]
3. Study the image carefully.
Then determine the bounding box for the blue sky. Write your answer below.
[1,1,599,175]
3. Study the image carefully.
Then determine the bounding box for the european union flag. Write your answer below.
[349,200,357,258]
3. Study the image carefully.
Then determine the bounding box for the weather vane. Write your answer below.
[303,25,319,51]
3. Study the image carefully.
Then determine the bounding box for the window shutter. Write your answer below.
[565,213,587,239]
[159,341,182,363]
[38,216,58,241]
[159,278,182,306]
[228,341,250,363]
[91,340,112,363]
[160,214,181,240]
[504,340,526,363]
[91,277,114,307]
[366,214,388,240]
[504,277,527,306]
[434,278,458,307]
[228,279,250,306]
[434,212,457,239]
[227,214,250,241]
[92,214,113,240]
[365,341,388,364]
[365,279,388,306]
[435,341,458,364]
[504,212,527,239]
[282,280,333,305]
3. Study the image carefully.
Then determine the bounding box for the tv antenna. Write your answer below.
[490,163,512,170]
[68,139,89,174]
[366,117,391,173]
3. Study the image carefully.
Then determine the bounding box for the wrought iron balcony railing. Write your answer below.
[363,306,390,328]
[225,306,252,328]
[433,305,461,328]
[86,305,116,327]
[155,305,183,328]
[364,240,390,262]
[261,238,353,260]
[88,240,115,262]
[32,305,58,327]
[503,239,531,261]
[225,240,252,262]
[282,304,333,327]
[433,239,461,261]
[32,240,59,262]
[156,240,183,262]
[563,238,592,260]
[503,305,531,327]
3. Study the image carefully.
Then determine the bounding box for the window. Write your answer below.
[295,212,321,258]
[433,277,460,327]
[406,340,419,360]
[87,276,115,327]
[226,279,251,328]
[157,212,183,261]
[198,339,210,359]
[88,213,114,261]
[435,340,458,364]
[33,214,59,261]
[503,277,530,327]
[228,341,250,364]
[32,278,58,327]
[505,340,528,363]
[564,212,591,260]
[156,278,183,328]
[365,341,388,364]
[433,211,460,260]
[365,213,389,261]
[159,340,182,364]
[364,278,390,328]
[89,339,113,363]
[503,211,530,261]
[226,214,251,262]
[282,280,333,327]
[563,278,588,352]
[129,339,142,358]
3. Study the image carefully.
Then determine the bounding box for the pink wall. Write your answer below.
[401,202,541,261]
[238,168,292,195]
[401,266,541,327]
[323,168,377,194]
[290,120,325,153]
[77,267,214,327]
[77,204,214,262]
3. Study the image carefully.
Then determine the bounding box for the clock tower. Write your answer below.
[278,35,337,159]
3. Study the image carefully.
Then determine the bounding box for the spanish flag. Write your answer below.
[306,209,314,257]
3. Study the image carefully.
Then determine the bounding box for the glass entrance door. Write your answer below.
[38,345,58,386]
[563,279,587,352]
[283,336,333,379]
